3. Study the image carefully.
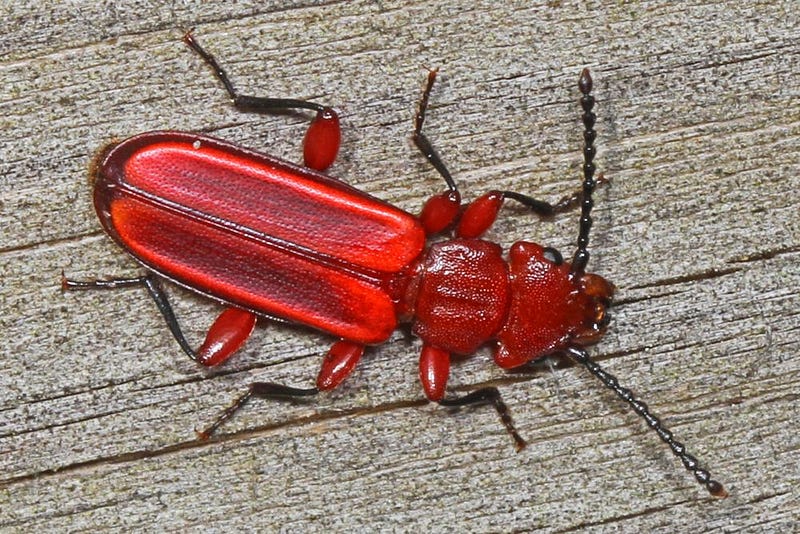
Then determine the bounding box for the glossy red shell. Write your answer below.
[93,131,426,344]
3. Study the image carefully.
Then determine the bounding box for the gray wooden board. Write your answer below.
[1,1,798,531]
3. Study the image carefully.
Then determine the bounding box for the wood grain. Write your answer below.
[1,1,798,531]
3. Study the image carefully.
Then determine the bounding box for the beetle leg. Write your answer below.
[418,342,527,451]
[502,175,610,218]
[197,307,257,366]
[418,190,462,235]
[419,344,451,402]
[439,387,527,452]
[316,340,366,391]
[413,69,463,235]
[62,273,194,358]
[412,68,608,238]
[412,68,458,193]
[61,272,150,290]
[62,272,189,358]
[412,69,466,235]
[198,338,363,438]
[456,190,504,238]
[455,176,609,239]
[183,31,340,171]
[63,272,257,366]
[141,276,260,367]
[135,274,208,364]
[183,30,328,117]
[197,340,363,439]
[197,383,320,440]
[456,70,605,261]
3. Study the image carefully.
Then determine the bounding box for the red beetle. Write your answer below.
[65,32,726,497]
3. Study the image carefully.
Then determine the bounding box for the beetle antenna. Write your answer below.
[571,68,597,274]
[183,30,325,114]
[565,346,728,497]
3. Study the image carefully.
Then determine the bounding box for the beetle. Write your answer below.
[64,31,726,497]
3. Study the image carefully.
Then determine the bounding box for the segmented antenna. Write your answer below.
[566,346,728,497]
[571,68,597,274]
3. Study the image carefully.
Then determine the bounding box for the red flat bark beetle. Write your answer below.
[64,31,727,497]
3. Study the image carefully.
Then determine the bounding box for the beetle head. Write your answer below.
[494,241,614,369]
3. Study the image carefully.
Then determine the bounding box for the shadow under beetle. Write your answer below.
[64,31,726,497]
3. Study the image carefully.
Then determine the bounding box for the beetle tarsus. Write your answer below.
[198,387,254,440]
[60,274,150,291]
[550,173,610,214]
[412,68,458,193]
[199,383,320,439]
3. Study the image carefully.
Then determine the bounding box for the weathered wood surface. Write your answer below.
[1,1,798,531]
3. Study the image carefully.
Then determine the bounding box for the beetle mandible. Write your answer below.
[63,31,726,497]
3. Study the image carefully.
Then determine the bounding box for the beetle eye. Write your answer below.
[542,247,563,265]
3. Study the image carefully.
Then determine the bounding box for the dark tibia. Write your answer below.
[440,387,527,451]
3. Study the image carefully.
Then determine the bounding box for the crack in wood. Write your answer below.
[0,396,428,489]
[727,245,800,264]
[628,266,741,291]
